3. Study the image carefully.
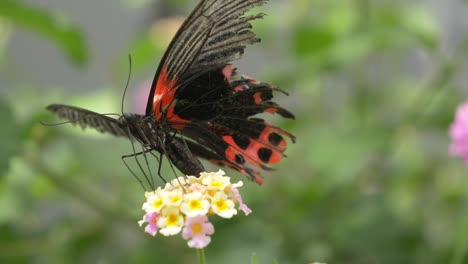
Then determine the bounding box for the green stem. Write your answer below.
[197,248,206,264]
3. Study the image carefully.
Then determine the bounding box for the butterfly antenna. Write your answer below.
[121,54,133,116]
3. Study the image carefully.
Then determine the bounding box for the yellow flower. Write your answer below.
[201,170,231,191]
[158,206,184,236]
[142,190,164,213]
[162,189,184,207]
[181,191,210,217]
[211,191,237,218]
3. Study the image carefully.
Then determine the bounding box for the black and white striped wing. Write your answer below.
[146,0,268,116]
[46,104,128,138]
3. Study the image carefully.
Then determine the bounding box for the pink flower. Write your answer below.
[450,102,468,162]
[182,215,215,249]
[230,186,252,215]
[139,212,160,236]
[133,80,152,114]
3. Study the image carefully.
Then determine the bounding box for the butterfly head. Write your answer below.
[117,112,141,127]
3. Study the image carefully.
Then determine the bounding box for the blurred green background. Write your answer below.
[1,0,468,263]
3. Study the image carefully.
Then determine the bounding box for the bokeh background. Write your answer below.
[1,0,468,263]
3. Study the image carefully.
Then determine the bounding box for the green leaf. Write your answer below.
[294,24,337,57]
[0,0,88,65]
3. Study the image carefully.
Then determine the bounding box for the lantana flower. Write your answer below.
[138,212,159,236]
[163,189,184,207]
[138,170,251,248]
[181,191,210,217]
[142,188,164,213]
[450,102,468,163]
[158,206,184,236]
[201,171,231,191]
[210,191,237,218]
[229,183,252,215]
[182,215,215,249]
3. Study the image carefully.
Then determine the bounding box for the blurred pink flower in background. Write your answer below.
[449,102,468,162]
[133,80,151,114]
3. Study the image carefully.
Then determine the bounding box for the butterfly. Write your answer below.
[46,0,295,189]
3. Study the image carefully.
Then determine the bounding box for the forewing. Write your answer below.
[46,104,128,138]
[146,0,268,118]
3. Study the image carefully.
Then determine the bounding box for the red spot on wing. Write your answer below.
[153,66,177,120]
[222,65,235,81]
[258,126,287,151]
[151,65,190,129]
[265,149,282,163]
[166,105,190,130]
[254,176,264,185]
[234,85,246,92]
[253,92,263,105]
[224,145,238,162]
[223,135,283,166]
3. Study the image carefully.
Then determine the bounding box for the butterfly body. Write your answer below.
[46,0,294,186]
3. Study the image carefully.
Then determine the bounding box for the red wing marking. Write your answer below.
[151,65,190,129]
[223,135,282,166]
[153,66,178,120]
[166,105,190,130]
[253,92,263,105]
[265,108,278,114]
[234,85,246,92]
[222,65,235,81]
[257,125,289,151]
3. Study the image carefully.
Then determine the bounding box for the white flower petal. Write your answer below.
[159,226,183,236]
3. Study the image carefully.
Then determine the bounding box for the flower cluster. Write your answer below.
[450,102,468,163]
[138,170,252,249]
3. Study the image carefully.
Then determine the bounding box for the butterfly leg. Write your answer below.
[126,128,156,190]
[121,151,148,191]
[138,143,155,189]
[156,152,165,182]
[147,150,168,185]
[156,136,184,187]
[122,148,169,191]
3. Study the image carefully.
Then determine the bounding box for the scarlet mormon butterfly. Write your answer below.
[46,0,295,189]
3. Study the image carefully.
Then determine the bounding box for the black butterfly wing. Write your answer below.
[46,104,128,138]
[166,64,294,183]
[140,0,296,183]
[146,0,267,122]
